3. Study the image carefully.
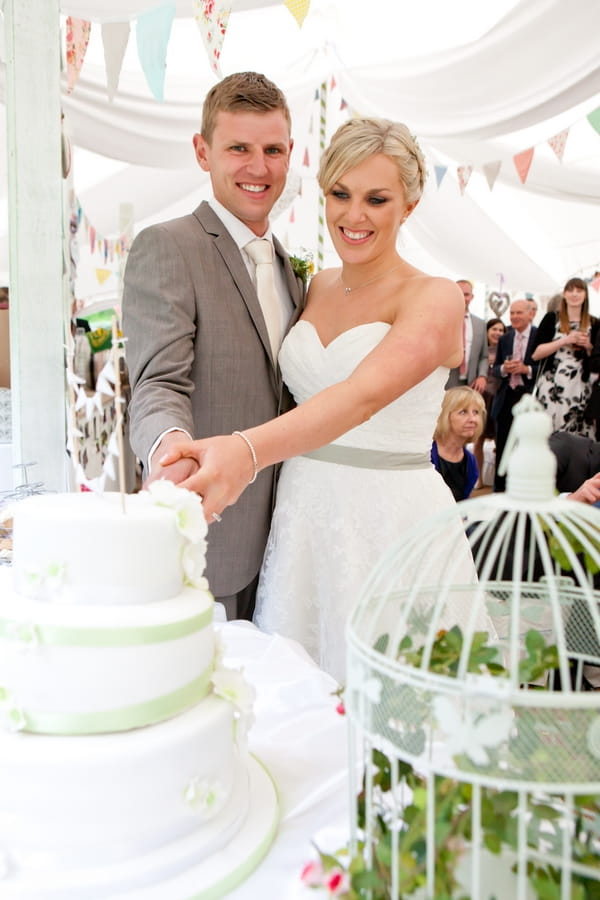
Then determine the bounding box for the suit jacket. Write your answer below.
[122,201,305,597]
[445,313,488,388]
[549,431,600,493]
[491,327,538,419]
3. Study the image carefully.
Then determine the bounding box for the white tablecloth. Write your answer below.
[215,622,350,899]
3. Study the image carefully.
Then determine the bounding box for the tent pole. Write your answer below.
[4,0,68,491]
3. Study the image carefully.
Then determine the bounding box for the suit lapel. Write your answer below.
[195,202,275,368]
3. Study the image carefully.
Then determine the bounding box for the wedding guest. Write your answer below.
[160,116,488,681]
[123,72,306,620]
[473,317,506,485]
[445,279,488,394]
[431,386,486,501]
[532,277,599,437]
[491,300,538,491]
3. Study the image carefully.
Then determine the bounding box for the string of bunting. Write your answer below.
[434,105,600,194]
[71,199,133,287]
[65,1,312,97]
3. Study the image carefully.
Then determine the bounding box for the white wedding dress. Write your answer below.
[254,320,470,682]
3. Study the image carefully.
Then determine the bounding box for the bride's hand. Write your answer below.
[158,435,257,522]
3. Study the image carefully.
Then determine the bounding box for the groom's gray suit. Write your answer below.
[123,201,305,601]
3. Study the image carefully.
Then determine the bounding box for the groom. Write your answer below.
[123,72,306,619]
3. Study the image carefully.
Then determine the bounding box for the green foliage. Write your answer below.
[307,626,600,899]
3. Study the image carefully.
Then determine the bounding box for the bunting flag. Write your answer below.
[340,98,347,111]
[137,3,176,102]
[587,106,600,136]
[457,165,472,195]
[95,269,113,285]
[284,0,311,27]
[434,165,447,188]
[513,147,534,184]
[289,207,295,223]
[483,160,502,191]
[66,17,91,93]
[592,275,600,292]
[102,22,130,102]
[303,147,310,167]
[548,128,569,162]
[195,0,231,76]
[330,75,337,90]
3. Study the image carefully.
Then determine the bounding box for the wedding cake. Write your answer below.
[0,483,278,899]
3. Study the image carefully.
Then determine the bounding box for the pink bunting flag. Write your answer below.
[548,128,569,162]
[513,147,534,184]
[330,75,337,90]
[303,147,310,167]
[194,0,232,77]
[457,165,472,195]
[340,98,347,111]
[289,208,295,223]
[483,160,502,191]
[66,17,91,93]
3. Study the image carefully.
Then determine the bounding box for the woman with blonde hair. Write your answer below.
[161,116,482,679]
[532,277,599,436]
[431,386,486,501]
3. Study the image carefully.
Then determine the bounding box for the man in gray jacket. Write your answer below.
[123,72,305,619]
[445,279,488,393]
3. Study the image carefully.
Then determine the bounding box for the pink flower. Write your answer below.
[336,701,346,716]
[300,859,325,886]
[325,868,350,895]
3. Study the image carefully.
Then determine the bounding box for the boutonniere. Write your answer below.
[288,249,314,285]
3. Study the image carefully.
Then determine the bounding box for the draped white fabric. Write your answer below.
[2,0,600,292]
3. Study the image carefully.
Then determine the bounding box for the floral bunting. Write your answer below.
[434,165,447,188]
[483,160,502,190]
[101,21,130,102]
[457,164,473,195]
[136,3,176,102]
[284,0,311,27]
[194,0,232,77]
[547,128,569,162]
[513,147,534,184]
[66,17,91,93]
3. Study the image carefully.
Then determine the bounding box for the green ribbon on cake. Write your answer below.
[20,667,213,735]
[0,606,212,648]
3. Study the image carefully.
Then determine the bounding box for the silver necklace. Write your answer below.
[341,262,404,295]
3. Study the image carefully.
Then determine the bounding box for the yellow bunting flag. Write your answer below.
[66,17,91,93]
[284,0,311,27]
[95,268,113,285]
[513,147,534,184]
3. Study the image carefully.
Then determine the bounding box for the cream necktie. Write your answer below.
[245,239,281,361]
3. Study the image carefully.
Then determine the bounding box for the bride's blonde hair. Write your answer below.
[318,117,427,206]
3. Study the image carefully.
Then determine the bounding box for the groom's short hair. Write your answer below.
[201,71,291,144]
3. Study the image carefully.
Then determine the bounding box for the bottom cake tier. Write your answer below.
[0,699,279,898]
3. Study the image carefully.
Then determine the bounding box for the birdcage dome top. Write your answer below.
[346,397,600,793]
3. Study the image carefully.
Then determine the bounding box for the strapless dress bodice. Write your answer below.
[279,320,449,454]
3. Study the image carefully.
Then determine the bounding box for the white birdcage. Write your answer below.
[345,396,600,899]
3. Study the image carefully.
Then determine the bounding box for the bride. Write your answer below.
[160,117,470,680]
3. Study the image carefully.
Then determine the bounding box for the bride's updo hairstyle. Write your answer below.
[318,117,427,207]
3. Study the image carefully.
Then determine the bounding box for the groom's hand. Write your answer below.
[144,431,198,489]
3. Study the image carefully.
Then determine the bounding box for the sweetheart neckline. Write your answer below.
[293,319,391,350]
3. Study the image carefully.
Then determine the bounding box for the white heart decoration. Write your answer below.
[487,291,510,318]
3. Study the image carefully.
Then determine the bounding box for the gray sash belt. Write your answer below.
[302,446,431,470]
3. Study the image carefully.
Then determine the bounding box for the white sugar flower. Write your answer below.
[147,480,207,543]
[182,542,209,590]
[183,776,226,816]
[211,666,256,718]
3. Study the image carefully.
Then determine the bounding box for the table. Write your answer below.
[216,622,350,899]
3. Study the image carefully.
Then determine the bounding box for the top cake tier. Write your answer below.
[11,489,208,605]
